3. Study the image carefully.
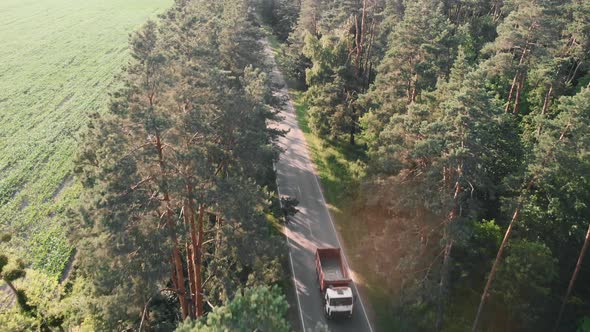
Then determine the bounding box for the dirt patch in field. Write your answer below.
[48,174,73,202]
[59,248,77,284]
[56,93,75,110]
[0,284,15,311]
[18,196,29,211]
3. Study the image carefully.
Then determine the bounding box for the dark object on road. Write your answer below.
[280,196,299,223]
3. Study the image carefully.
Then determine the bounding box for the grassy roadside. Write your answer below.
[264,29,396,331]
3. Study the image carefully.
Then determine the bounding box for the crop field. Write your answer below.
[0,0,170,277]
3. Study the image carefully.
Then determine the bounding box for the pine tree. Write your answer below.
[175,286,290,332]
[479,0,563,114]
[219,0,264,76]
[473,86,590,331]
[362,0,455,148]
[366,48,514,330]
[302,31,356,142]
[72,2,285,328]
[261,0,300,41]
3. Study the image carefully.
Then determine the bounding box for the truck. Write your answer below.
[315,247,354,319]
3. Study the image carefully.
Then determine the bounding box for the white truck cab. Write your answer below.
[324,286,354,319]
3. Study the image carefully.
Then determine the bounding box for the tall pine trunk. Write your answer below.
[184,226,196,318]
[472,122,572,331]
[472,205,520,331]
[185,184,200,318]
[505,48,528,113]
[436,239,453,331]
[156,134,189,320]
[363,21,376,89]
[172,246,188,318]
[505,72,519,113]
[195,204,205,317]
[185,183,203,318]
[553,224,590,331]
[537,84,553,136]
[183,196,197,319]
[437,169,462,331]
[512,73,525,114]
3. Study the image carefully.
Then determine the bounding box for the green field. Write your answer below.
[0,0,171,277]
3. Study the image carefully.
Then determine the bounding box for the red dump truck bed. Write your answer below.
[315,247,352,293]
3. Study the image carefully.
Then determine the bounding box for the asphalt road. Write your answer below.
[264,41,375,332]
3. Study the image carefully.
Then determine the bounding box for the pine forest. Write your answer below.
[1,0,590,331]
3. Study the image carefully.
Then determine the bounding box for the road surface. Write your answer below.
[264,41,375,332]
